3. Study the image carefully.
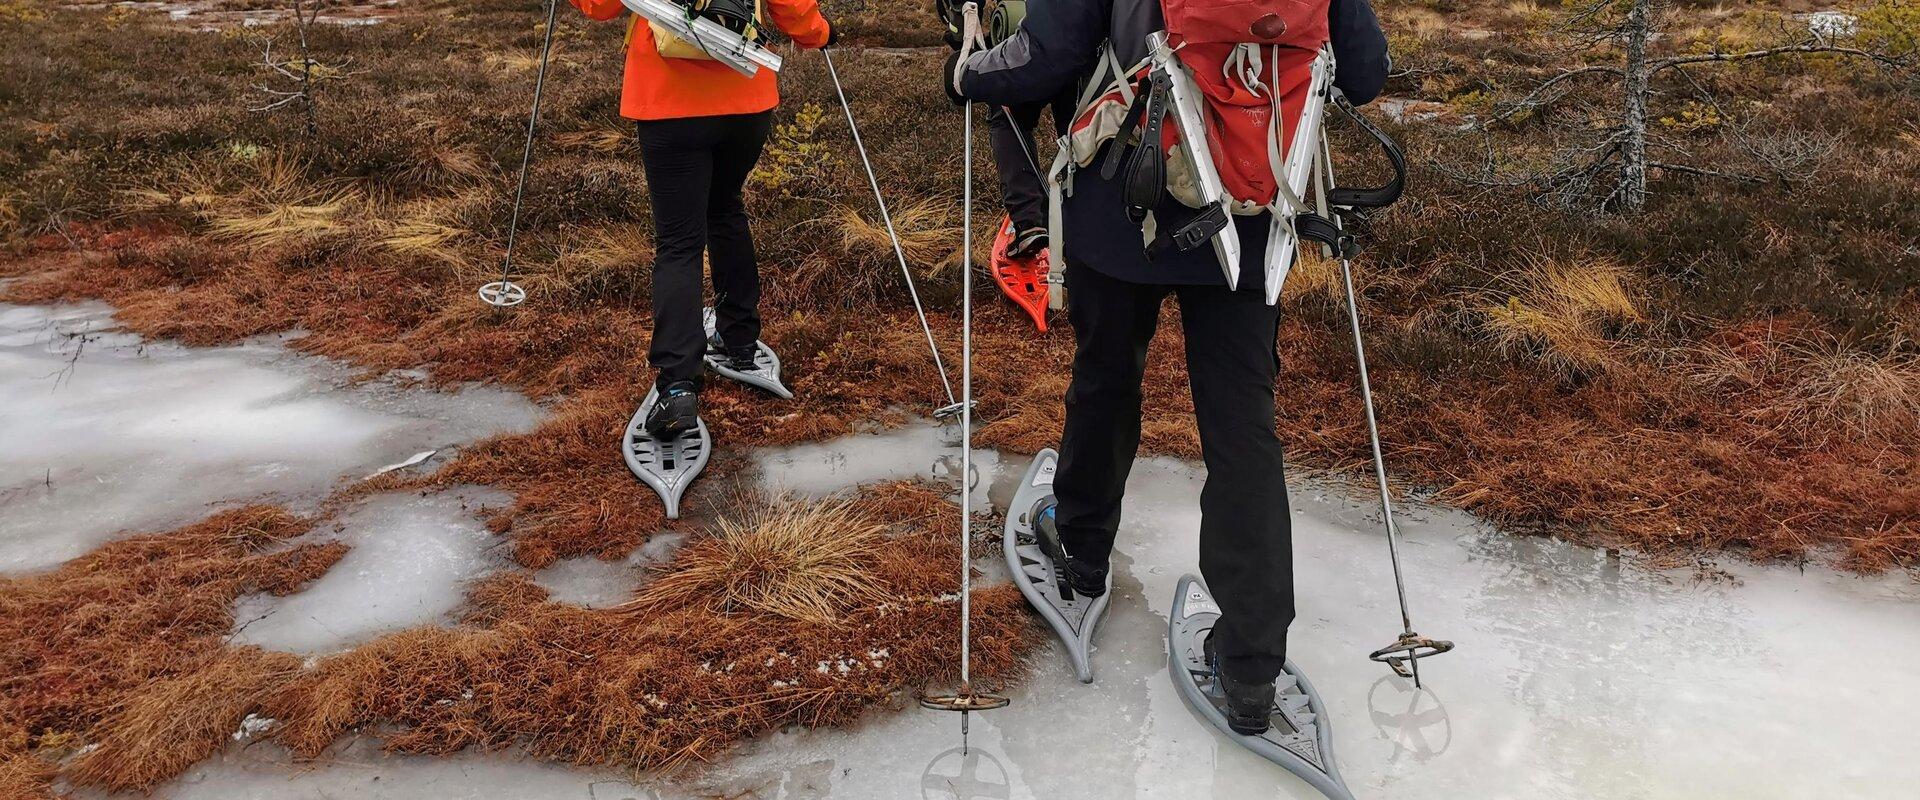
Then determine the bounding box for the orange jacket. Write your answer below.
[570,0,831,121]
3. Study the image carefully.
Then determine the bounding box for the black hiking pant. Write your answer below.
[1053,260,1294,686]
[986,102,1052,233]
[635,111,772,391]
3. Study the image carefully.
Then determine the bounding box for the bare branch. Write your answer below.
[1651,42,1907,73]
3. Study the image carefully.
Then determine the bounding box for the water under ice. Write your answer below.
[0,302,543,575]
[15,303,1917,799]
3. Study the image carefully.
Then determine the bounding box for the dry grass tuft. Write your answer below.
[625,497,890,624]
[833,199,960,273]
[1775,336,1920,441]
[203,157,361,249]
[1476,254,1645,377]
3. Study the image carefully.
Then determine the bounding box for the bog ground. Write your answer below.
[7,301,1918,799]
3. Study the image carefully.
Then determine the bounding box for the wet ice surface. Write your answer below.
[139,423,1920,800]
[229,487,508,654]
[0,303,543,575]
[533,532,689,609]
[15,311,1913,798]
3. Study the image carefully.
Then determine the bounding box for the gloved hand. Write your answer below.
[823,19,839,48]
[942,51,968,105]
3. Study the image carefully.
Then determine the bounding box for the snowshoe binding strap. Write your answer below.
[700,307,793,399]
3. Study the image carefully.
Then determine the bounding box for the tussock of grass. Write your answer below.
[1476,255,1645,377]
[624,497,890,624]
[834,199,959,275]
[1774,336,1920,441]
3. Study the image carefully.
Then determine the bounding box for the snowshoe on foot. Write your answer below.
[1205,633,1276,735]
[700,307,793,399]
[1170,575,1353,800]
[1005,448,1110,683]
[989,214,1051,332]
[1035,502,1107,600]
[622,385,711,520]
[644,381,700,439]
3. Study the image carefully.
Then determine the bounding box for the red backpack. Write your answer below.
[1049,0,1333,301]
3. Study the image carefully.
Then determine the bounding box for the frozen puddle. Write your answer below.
[0,302,543,574]
[533,532,688,609]
[229,487,507,654]
[135,425,1920,799]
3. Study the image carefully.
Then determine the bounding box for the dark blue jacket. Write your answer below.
[958,0,1389,287]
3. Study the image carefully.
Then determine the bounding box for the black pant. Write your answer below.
[986,102,1053,233]
[635,111,772,390]
[1053,260,1293,685]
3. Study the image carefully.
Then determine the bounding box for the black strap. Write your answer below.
[1294,212,1360,260]
[1121,79,1169,224]
[1327,92,1406,211]
[1099,87,1153,181]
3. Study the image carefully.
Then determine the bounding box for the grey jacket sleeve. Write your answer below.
[955,0,1109,107]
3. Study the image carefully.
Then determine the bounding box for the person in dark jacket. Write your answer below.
[949,0,1388,733]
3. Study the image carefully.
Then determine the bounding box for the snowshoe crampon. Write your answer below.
[1004,448,1110,683]
[989,215,1050,332]
[1169,575,1353,800]
[701,307,793,399]
[621,386,711,519]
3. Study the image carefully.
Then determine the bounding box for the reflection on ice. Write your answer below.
[0,303,543,575]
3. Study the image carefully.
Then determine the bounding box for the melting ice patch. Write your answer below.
[533,531,688,608]
[229,488,506,654]
[0,303,543,575]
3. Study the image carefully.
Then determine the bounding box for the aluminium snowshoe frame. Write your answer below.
[1170,575,1354,800]
[701,307,794,399]
[621,386,712,519]
[1004,448,1111,683]
[620,0,783,77]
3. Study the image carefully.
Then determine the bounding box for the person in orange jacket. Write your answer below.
[569,0,835,436]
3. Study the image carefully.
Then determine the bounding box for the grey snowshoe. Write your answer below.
[701,307,792,399]
[622,385,711,520]
[1170,575,1354,800]
[1004,448,1111,683]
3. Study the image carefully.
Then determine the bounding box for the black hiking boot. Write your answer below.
[707,333,758,372]
[1205,633,1275,736]
[1034,500,1107,600]
[1007,225,1048,259]
[644,380,700,439]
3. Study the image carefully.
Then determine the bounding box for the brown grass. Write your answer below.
[623,496,891,624]
[0,506,344,793]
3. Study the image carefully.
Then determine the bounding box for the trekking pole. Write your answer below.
[479,0,562,308]
[917,3,1008,751]
[1315,121,1453,688]
[821,49,965,418]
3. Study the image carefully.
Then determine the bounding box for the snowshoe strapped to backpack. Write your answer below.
[649,0,763,62]
[1048,0,1334,305]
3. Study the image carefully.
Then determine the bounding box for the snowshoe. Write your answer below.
[701,307,792,399]
[1169,575,1354,800]
[622,385,711,520]
[989,215,1051,332]
[1004,448,1110,683]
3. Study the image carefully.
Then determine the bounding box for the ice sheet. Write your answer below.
[0,303,544,574]
[228,487,507,654]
